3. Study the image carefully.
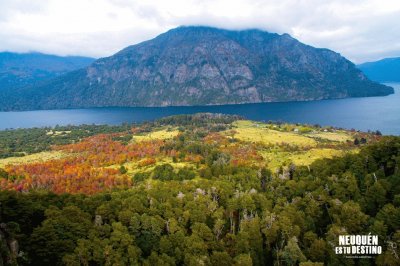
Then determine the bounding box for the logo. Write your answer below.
[335,234,382,257]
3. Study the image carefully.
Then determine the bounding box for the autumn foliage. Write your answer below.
[0,134,165,194]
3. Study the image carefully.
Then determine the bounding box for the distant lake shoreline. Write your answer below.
[1,83,399,135]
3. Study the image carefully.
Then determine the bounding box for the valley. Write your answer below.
[1,114,399,265]
[0,114,373,194]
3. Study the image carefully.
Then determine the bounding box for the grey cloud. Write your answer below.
[0,0,48,21]
[0,0,399,63]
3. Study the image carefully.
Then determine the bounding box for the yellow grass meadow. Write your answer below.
[229,120,357,171]
[0,151,67,167]
[132,129,180,142]
[231,120,317,147]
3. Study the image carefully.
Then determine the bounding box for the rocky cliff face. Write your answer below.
[0,26,393,111]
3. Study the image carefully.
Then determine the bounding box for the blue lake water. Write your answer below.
[0,83,399,135]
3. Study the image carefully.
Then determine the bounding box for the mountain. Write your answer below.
[358,57,400,82]
[0,26,393,111]
[0,52,95,91]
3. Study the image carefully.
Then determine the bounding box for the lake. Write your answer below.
[1,83,399,135]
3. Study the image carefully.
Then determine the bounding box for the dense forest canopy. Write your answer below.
[0,114,399,265]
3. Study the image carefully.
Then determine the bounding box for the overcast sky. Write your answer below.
[0,0,399,63]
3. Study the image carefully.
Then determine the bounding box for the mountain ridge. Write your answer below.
[358,57,400,82]
[0,26,393,111]
[0,52,95,91]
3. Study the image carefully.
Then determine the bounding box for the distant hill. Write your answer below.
[0,26,393,111]
[358,57,400,82]
[0,52,95,90]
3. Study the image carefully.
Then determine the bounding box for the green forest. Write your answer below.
[0,114,399,265]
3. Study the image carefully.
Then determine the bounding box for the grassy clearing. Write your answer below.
[231,120,317,147]
[260,148,347,171]
[46,130,72,136]
[288,148,345,165]
[0,151,67,167]
[229,121,358,171]
[132,129,180,142]
[106,156,196,175]
[306,132,353,142]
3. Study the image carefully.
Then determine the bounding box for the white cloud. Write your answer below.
[0,0,399,63]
